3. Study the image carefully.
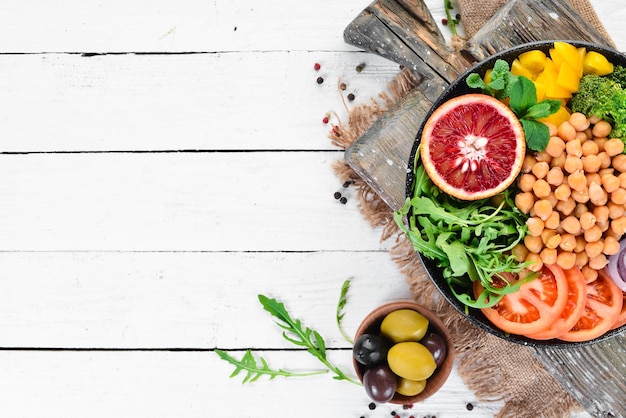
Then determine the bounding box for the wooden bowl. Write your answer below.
[352,301,455,405]
[405,40,626,347]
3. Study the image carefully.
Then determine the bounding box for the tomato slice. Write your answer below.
[610,292,626,331]
[527,267,587,340]
[558,269,624,342]
[474,264,569,335]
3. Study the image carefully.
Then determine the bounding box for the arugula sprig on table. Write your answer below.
[395,161,537,310]
[216,281,360,385]
[466,59,561,151]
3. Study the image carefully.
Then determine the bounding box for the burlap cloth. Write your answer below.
[330,1,616,417]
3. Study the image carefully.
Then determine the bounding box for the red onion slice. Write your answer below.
[607,238,626,292]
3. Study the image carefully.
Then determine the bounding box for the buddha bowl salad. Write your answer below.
[396,42,626,342]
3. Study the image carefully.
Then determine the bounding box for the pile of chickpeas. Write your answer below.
[513,112,626,283]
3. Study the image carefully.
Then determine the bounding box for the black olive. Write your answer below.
[353,333,391,366]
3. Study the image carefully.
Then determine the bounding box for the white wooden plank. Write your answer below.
[0,350,508,418]
[0,51,399,152]
[0,251,410,348]
[0,152,389,252]
[0,1,621,54]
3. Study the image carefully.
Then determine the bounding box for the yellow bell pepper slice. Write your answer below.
[583,51,614,76]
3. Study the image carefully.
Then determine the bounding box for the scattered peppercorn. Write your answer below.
[314,62,321,71]
[334,192,342,200]
[356,63,365,73]
[316,76,324,84]
[456,13,461,20]
[403,404,413,410]
[339,82,347,90]
[342,180,351,188]
[339,196,348,204]
[441,18,448,25]
[369,403,376,410]
[323,116,329,124]
[390,412,396,416]
[466,402,474,411]
[347,93,355,101]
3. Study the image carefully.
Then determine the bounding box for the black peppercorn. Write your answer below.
[466,402,474,411]
[333,192,342,200]
[347,93,355,101]
[369,402,376,410]
[316,76,324,84]
[339,196,347,204]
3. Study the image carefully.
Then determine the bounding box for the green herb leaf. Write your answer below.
[521,118,550,151]
[508,76,537,115]
[258,294,361,385]
[335,279,353,344]
[215,349,327,383]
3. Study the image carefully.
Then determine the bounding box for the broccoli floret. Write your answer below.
[606,65,626,88]
[570,74,626,140]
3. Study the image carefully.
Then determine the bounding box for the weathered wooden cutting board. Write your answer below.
[342,0,626,416]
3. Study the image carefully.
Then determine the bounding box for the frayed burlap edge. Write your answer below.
[328,69,584,417]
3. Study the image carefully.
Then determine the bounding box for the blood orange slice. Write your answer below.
[420,93,525,200]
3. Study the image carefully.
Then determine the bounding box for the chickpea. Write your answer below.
[584,225,603,242]
[545,136,566,158]
[582,154,602,173]
[588,253,609,270]
[522,154,538,173]
[559,233,577,252]
[561,215,582,235]
[611,216,626,236]
[611,188,626,205]
[556,251,577,270]
[571,188,590,204]
[586,172,602,186]
[581,140,599,156]
[592,120,612,138]
[532,179,551,198]
[611,154,626,173]
[589,115,601,124]
[518,173,536,192]
[551,153,566,169]
[618,172,626,188]
[585,240,604,258]
[536,151,552,163]
[567,170,587,191]
[533,199,553,221]
[593,206,610,224]
[575,251,589,268]
[546,167,564,186]
[545,192,558,208]
[569,112,590,131]
[565,138,582,157]
[603,236,621,255]
[526,217,544,237]
[584,127,594,140]
[601,173,621,193]
[544,211,560,230]
[511,243,530,262]
[540,247,558,265]
[574,236,587,253]
[575,131,588,144]
[556,197,576,216]
[531,161,550,179]
[558,121,577,142]
[581,265,598,283]
[515,192,535,214]
[608,202,625,219]
[598,151,612,169]
[525,252,543,272]
[545,122,558,137]
[542,230,561,249]
[579,211,597,230]
[597,218,611,233]
[573,203,588,218]
[564,156,583,174]
[604,138,625,156]
[595,137,608,152]
[524,235,544,253]
[554,183,571,201]
[598,167,614,177]
[588,182,608,206]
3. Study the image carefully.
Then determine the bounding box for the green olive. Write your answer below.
[387,342,436,381]
[396,377,427,397]
[380,309,429,343]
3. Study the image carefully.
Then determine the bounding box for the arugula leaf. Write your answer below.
[215,350,327,383]
[335,279,353,344]
[258,295,361,384]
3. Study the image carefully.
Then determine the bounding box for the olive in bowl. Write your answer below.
[352,301,455,404]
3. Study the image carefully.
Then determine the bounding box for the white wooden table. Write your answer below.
[0,1,624,417]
